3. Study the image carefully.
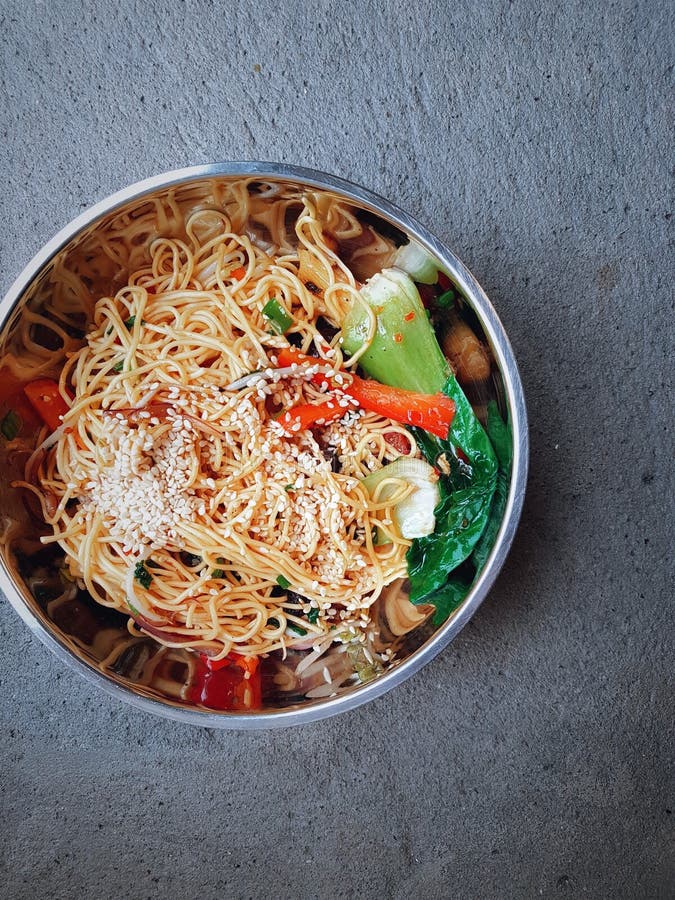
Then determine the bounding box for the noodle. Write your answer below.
[9,191,420,659]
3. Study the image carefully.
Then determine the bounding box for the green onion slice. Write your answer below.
[262,298,293,335]
[1,409,21,441]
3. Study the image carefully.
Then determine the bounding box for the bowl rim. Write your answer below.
[0,161,528,729]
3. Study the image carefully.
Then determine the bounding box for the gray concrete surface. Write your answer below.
[1,1,673,897]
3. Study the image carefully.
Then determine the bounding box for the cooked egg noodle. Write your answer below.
[11,191,421,659]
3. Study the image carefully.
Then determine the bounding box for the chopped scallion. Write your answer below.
[133,561,153,589]
[276,574,291,590]
[262,298,293,335]
[1,409,21,440]
[435,290,455,309]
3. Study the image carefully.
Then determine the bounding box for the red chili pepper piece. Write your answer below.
[24,379,71,432]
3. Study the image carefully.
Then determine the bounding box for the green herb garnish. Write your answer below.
[284,484,296,492]
[133,560,153,589]
[276,574,291,590]
[1,409,21,441]
[287,622,307,636]
[112,361,124,373]
[307,607,320,625]
[212,568,225,579]
[124,316,146,330]
[435,289,455,309]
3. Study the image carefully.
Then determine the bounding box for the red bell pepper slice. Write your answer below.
[342,375,455,440]
[275,347,333,386]
[24,379,71,432]
[192,653,262,711]
[0,368,41,438]
[278,401,344,434]
[274,348,455,440]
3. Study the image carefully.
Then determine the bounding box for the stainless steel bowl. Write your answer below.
[0,163,527,728]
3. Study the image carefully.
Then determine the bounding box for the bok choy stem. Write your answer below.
[340,268,500,621]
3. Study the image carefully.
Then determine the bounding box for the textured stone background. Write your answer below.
[0,1,672,898]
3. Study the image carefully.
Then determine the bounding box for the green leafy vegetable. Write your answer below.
[470,473,508,574]
[340,269,500,624]
[133,561,153,590]
[470,402,512,572]
[407,373,498,606]
[425,575,473,626]
[1,409,21,440]
[486,400,512,470]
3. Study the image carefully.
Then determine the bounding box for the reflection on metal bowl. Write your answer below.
[0,163,527,728]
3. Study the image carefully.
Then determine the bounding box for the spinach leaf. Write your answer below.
[406,373,498,610]
[425,574,473,626]
[486,400,512,470]
[471,402,513,572]
[470,470,508,573]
